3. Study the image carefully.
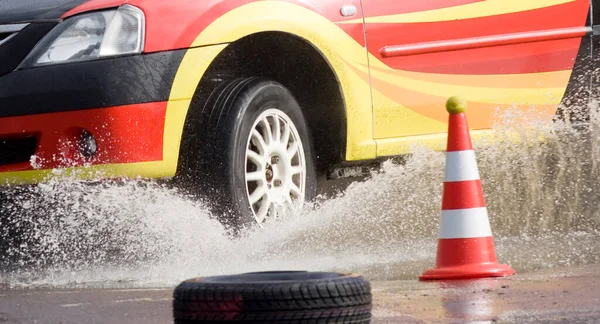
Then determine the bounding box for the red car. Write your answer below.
[0,0,595,230]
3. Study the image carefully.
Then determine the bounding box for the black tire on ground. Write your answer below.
[176,77,318,232]
[172,271,372,323]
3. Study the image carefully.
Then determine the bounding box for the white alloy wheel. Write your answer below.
[244,108,307,224]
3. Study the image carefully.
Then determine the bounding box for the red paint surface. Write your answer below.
[364,0,589,47]
[388,38,582,74]
[420,236,515,280]
[446,114,473,152]
[442,180,486,210]
[435,236,497,267]
[365,0,589,74]
[381,27,588,57]
[64,0,253,52]
[63,0,124,14]
[64,0,367,52]
[63,0,588,75]
[0,102,166,172]
[359,0,482,17]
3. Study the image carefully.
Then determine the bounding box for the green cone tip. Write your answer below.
[446,96,467,114]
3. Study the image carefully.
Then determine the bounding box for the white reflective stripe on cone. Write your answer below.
[444,150,481,182]
[438,207,492,239]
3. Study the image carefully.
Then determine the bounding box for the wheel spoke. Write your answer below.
[281,122,290,146]
[290,165,303,175]
[290,183,302,198]
[287,141,299,159]
[245,109,308,225]
[261,117,273,145]
[248,185,267,205]
[255,196,272,223]
[273,117,281,142]
[285,194,294,205]
[246,171,264,182]
[247,150,265,167]
[251,129,268,154]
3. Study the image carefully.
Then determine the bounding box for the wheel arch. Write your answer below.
[162,1,375,179]
[181,31,348,173]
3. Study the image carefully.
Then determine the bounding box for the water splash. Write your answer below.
[2,103,600,289]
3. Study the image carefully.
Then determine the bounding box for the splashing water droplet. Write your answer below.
[1,102,600,289]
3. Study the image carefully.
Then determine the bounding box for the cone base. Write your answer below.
[419,263,515,281]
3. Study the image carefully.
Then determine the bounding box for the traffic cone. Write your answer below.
[419,96,515,280]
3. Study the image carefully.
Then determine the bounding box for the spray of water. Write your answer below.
[1,102,600,289]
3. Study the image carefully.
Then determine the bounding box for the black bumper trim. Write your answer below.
[0,49,186,118]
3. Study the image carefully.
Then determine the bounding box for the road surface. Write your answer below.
[1,263,598,323]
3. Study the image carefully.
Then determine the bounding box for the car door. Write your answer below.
[360,0,591,156]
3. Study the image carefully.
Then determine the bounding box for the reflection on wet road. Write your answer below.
[1,264,598,323]
[374,263,600,323]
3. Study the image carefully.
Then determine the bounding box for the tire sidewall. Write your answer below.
[225,81,317,229]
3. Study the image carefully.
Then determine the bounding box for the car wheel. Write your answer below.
[178,77,317,231]
[172,271,373,323]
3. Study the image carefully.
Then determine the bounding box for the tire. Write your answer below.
[177,77,318,231]
[172,271,372,324]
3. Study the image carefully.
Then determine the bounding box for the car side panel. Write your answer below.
[64,0,367,51]
[64,0,376,166]
[359,0,590,155]
[0,0,374,185]
[144,0,376,163]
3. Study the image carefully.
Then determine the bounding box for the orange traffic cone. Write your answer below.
[419,96,515,280]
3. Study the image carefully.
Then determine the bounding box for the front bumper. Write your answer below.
[0,50,186,185]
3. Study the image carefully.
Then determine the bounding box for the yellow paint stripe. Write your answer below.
[366,64,572,89]
[376,130,492,156]
[369,69,564,105]
[344,57,566,105]
[179,1,377,161]
[341,0,574,24]
[370,86,448,138]
[188,1,369,66]
[0,161,167,185]
[164,45,228,174]
[375,129,537,156]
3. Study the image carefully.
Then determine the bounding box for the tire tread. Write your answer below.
[173,275,372,323]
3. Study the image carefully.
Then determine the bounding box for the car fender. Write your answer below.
[160,1,377,178]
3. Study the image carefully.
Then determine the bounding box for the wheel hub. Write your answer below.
[244,109,307,224]
[265,164,274,183]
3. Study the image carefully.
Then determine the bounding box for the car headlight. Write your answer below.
[20,4,145,68]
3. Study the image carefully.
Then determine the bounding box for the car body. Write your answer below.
[0,0,597,226]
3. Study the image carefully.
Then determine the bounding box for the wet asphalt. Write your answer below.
[1,263,599,323]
